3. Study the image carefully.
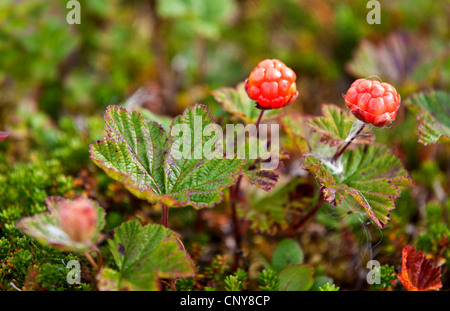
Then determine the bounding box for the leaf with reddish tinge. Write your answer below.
[397,245,442,291]
[405,91,450,145]
[97,220,195,291]
[301,144,413,228]
[242,157,284,192]
[90,105,245,209]
[306,105,374,147]
[346,32,433,84]
[17,197,106,252]
[239,178,312,235]
[229,122,287,191]
[279,113,311,155]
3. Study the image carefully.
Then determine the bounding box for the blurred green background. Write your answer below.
[1,0,448,123]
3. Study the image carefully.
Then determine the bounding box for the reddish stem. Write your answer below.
[434,238,449,266]
[161,203,169,228]
[230,175,243,271]
[254,109,265,134]
[196,209,204,234]
[230,109,265,271]
[293,194,324,231]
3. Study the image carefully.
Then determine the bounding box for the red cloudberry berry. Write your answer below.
[344,79,401,128]
[245,59,298,109]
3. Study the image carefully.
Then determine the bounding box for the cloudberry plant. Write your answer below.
[245,59,298,110]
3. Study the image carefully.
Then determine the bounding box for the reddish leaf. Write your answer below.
[242,157,285,192]
[397,245,442,291]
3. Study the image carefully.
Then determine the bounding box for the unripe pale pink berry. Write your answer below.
[59,198,98,243]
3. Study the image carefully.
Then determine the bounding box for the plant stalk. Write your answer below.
[290,194,324,233]
[230,175,243,271]
[83,251,98,270]
[254,109,265,134]
[161,203,169,228]
[230,109,265,271]
[93,246,103,270]
[332,123,366,163]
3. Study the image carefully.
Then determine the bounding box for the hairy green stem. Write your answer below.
[332,123,366,163]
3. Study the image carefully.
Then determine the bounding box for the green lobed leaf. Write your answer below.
[272,239,304,273]
[16,197,106,252]
[211,83,288,192]
[278,264,314,291]
[165,104,245,207]
[242,159,284,192]
[301,144,413,229]
[90,105,245,208]
[97,220,195,291]
[306,105,374,147]
[405,91,450,145]
[239,178,312,235]
[279,113,317,155]
[212,82,281,124]
[229,121,288,192]
[137,108,173,133]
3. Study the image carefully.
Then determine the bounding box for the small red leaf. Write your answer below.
[397,245,442,291]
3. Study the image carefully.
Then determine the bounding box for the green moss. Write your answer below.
[37,254,90,291]
[0,155,94,290]
[258,269,280,291]
[416,201,450,266]
[371,265,397,291]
